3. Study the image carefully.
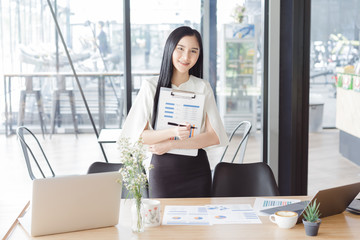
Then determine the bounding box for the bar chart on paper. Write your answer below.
[155,87,205,156]
[262,199,298,207]
[159,98,203,128]
[253,198,301,216]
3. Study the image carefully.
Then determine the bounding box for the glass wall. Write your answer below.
[217,0,264,163]
[0,0,204,135]
[309,0,360,129]
[129,0,201,100]
[0,0,124,134]
[308,0,360,192]
[1,0,265,166]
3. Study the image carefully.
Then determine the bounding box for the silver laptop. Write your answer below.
[22,172,122,237]
[260,182,360,223]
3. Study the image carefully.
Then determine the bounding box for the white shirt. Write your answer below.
[120,75,229,150]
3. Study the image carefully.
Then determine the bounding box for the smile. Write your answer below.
[179,61,190,66]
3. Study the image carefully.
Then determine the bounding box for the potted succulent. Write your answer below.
[302,199,321,236]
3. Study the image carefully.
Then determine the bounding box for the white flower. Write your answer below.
[117,137,152,200]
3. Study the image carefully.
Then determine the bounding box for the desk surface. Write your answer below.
[8,197,360,240]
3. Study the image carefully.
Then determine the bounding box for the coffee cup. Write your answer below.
[143,199,161,227]
[269,211,298,229]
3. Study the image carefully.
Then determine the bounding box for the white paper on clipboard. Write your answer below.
[155,87,205,156]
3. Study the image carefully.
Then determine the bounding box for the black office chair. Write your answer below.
[211,121,252,179]
[16,126,55,180]
[87,161,123,174]
[212,162,280,197]
[87,161,149,199]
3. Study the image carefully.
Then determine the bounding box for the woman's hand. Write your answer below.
[141,122,192,145]
[174,124,191,140]
[148,141,172,155]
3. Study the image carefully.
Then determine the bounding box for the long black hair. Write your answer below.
[151,26,203,128]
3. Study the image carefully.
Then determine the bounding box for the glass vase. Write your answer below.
[131,198,145,233]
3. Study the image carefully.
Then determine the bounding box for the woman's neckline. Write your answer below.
[171,71,190,87]
[172,76,192,88]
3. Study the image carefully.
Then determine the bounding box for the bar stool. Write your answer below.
[50,75,79,137]
[18,76,47,137]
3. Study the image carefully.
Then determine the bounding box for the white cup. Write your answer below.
[143,199,161,227]
[269,211,298,229]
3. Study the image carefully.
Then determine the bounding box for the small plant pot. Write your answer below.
[303,218,321,236]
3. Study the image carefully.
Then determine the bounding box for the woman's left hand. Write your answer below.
[148,141,172,155]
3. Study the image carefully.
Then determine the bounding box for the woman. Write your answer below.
[121,26,228,198]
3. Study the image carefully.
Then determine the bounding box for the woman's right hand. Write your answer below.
[174,124,191,140]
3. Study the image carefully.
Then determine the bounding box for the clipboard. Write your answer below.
[155,87,205,156]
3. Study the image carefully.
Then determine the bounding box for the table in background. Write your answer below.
[97,129,122,143]
[8,196,360,240]
[3,72,158,136]
[3,72,121,136]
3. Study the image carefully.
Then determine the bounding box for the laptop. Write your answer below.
[20,172,122,237]
[260,182,360,223]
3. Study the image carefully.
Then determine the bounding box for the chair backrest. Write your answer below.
[212,162,279,197]
[87,161,123,174]
[87,161,149,199]
[220,121,252,164]
[16,126,55,180]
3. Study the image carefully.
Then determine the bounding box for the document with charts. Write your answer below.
[162,204,261,225]
[162,205,211,225]
[155,87,205,156]
[205,204,261,224]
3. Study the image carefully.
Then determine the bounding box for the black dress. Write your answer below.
[149,149,211,198]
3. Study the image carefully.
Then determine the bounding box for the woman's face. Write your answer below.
[172,35,200,74]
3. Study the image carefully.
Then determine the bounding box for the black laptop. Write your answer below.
[260,182,360,223]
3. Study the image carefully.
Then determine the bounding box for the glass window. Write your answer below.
[308,0,360,190]
[217,0,264,163]
[310,0,360,129]
[129,0,201,100]
[0,0,124,134]
[1,0,266,168]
